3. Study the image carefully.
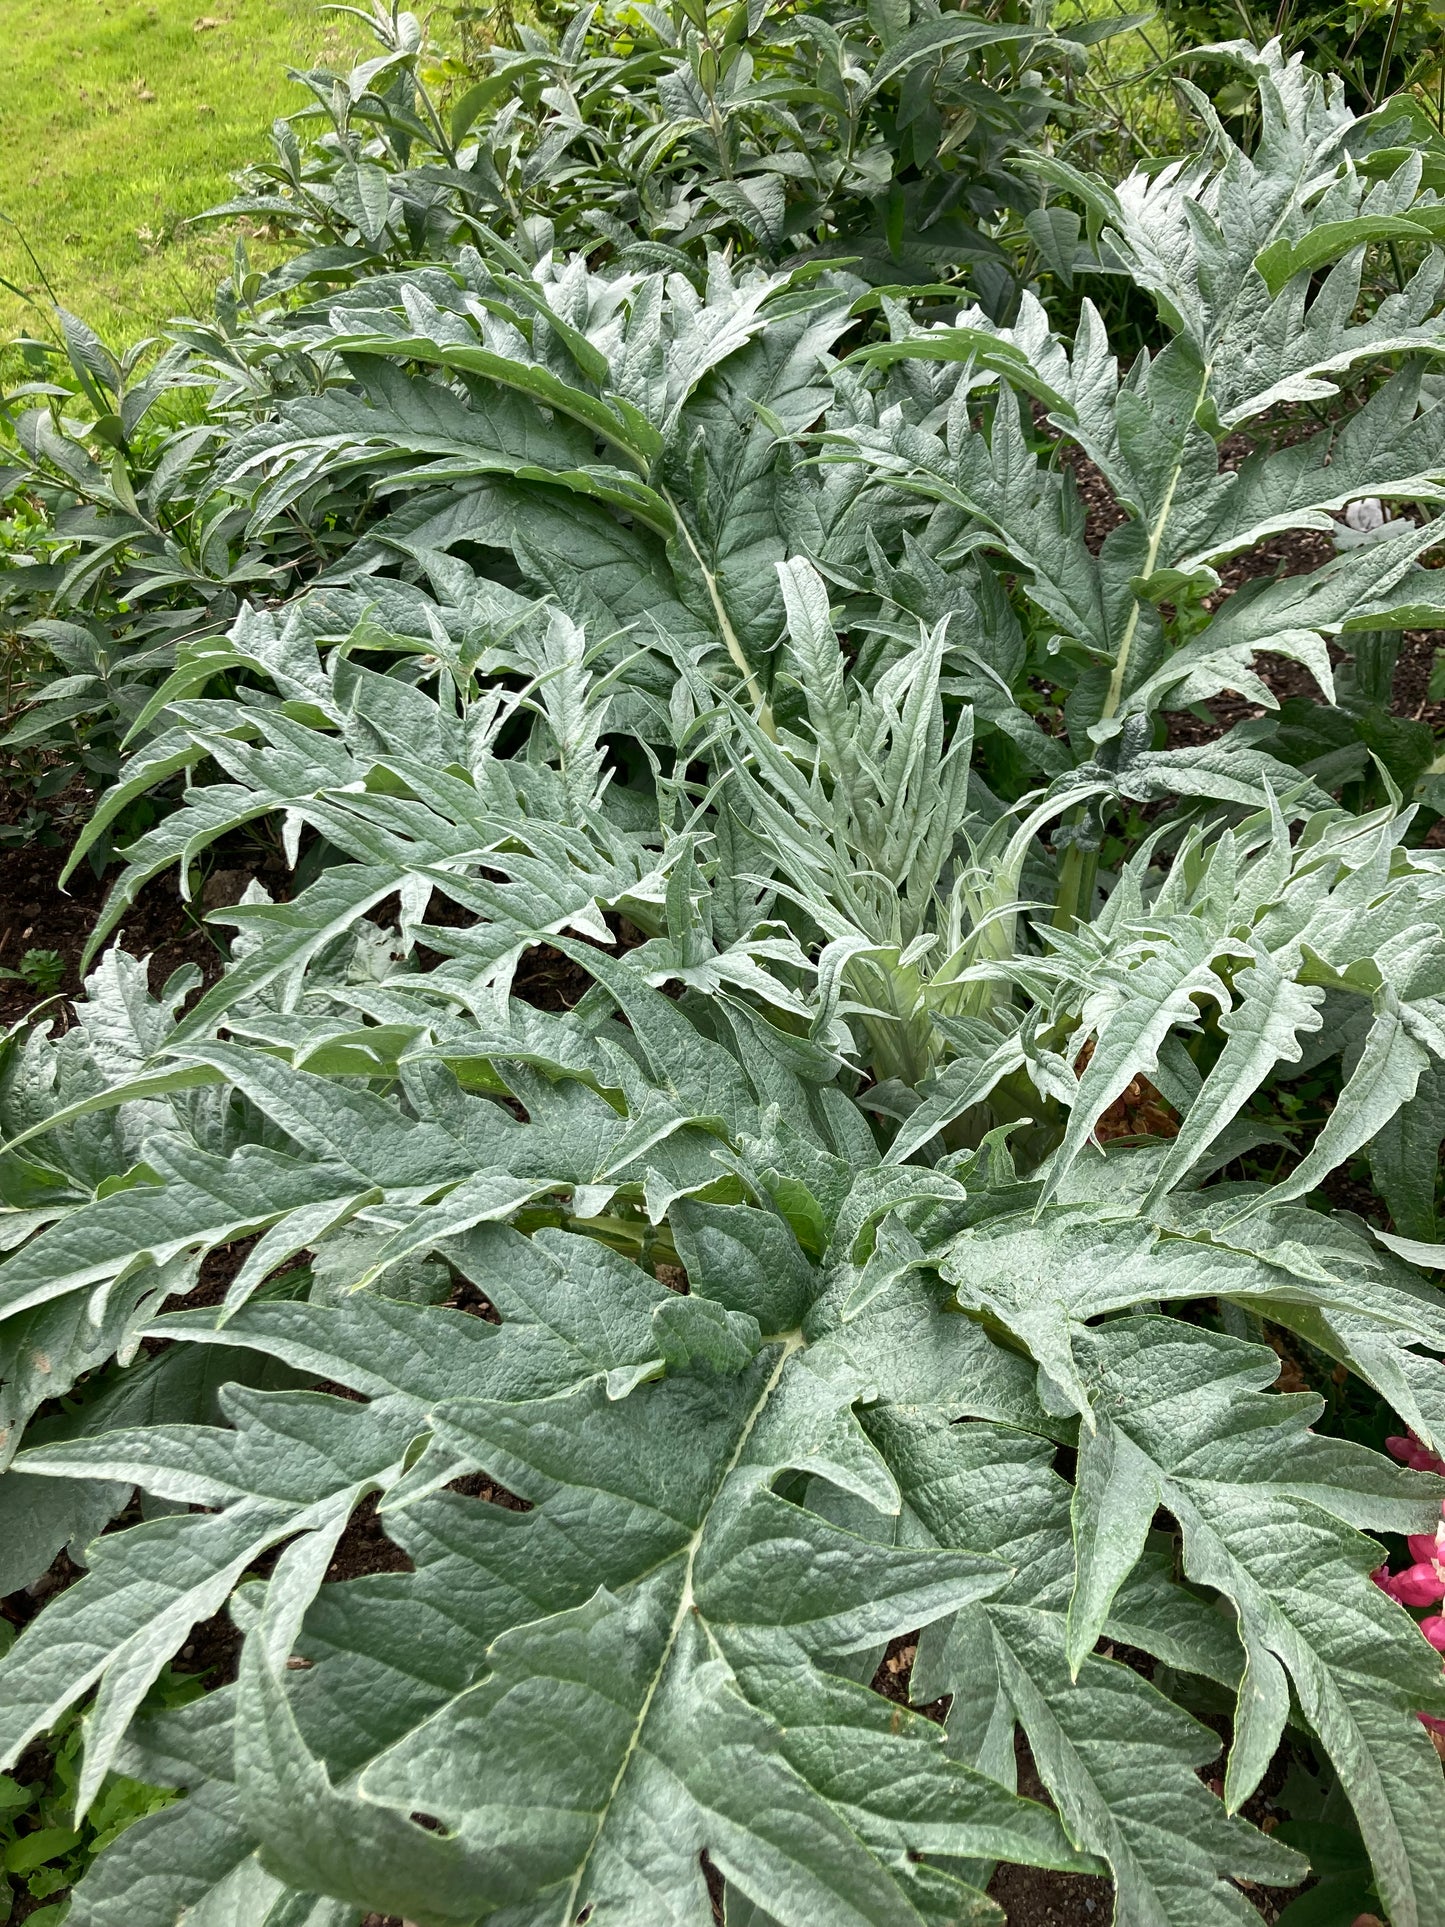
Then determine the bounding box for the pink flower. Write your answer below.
[1378,1563,1445,1606]
[1374,1501,1445,1605]
[1386,1433,1445,1476]
[1378,1501,1445,1742]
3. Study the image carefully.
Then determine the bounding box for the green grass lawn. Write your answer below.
[0,0,370,348]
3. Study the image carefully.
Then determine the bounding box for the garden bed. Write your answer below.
[5,16,1445,1927]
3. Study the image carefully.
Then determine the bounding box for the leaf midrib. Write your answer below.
[558,1330,803,1923]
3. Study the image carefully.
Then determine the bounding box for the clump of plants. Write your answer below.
[207,0,1100,303]
[4,18,1445,1927]
[1171,0,1445,116]
[1,0,1121,859]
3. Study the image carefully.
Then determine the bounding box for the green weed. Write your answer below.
[0,1630,202,1927]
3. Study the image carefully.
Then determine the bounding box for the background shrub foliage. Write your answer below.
[5,5,1445,1925]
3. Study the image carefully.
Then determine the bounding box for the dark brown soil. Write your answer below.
[0,780,245,1027]
[1067,438,1445,758]
[512,939,599,1011]
[871,1630,951,1724]
[990,1855,1116,1923]
[323,1493,415,1584]
[445,1470,531,1511]
[168,1594,249,1689]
